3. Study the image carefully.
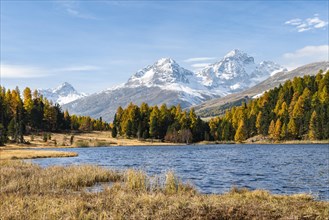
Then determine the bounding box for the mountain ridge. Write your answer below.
[62,49,286,121]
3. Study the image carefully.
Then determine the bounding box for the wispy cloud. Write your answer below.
[191,63,211,68]
[184,57,216,63]
[282,45,329,70]
[57,1,97,20]
[55,65,100,72]
[0,64,49,78]
[285,14,328,32]
[1,63,101,79]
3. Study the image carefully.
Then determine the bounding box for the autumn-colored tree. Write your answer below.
[280,123,288,140]
[287,118,298,139]
[308,111,318,140]
[256,111,266,135]
[234,120,247,142]
[149,106,160,139]
[273,119,282,141]
[268,120,275,140]
[23,87,33,114]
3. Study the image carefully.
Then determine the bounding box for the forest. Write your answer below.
[209,70,329,142]
[0,87,109,145]
[112,102,209,143]
[113,70,329,143]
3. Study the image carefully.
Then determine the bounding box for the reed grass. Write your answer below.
[0,149,77,160]
[0,160,328,219]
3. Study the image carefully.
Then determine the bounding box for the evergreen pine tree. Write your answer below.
[125,120,132,138]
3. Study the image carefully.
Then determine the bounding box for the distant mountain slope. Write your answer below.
[195,61,329,117]
[38,82,86,105]
[63,50,285,121]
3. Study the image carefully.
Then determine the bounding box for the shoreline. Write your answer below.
[2,131,328,151]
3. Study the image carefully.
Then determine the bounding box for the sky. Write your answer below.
[1,0,328,93]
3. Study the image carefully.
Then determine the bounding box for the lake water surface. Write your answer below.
[30,144,329,200]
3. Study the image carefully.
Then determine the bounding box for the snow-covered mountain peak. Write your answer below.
[155,57,176,66]
[38,82,86,105]
[126,57,194,88]
[196,50,285,92]
[224,49,243,58]
[223,49,253,62]
[53,82,76,95]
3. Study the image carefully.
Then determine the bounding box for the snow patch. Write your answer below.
[252,91,265,99]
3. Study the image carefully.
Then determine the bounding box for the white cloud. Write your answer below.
[282,45,329,70]
[57,1,97,20]
[0,64,48,78]
[184,57,216,63]
[0,63,101,79]
[191,63,211,68]
[55,65,100,72]
[285,18,302,26]
[285,15,328,32]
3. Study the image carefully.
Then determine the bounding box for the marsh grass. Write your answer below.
[0,149,77,160]
[0,160,328,219]
[74,139,117,147]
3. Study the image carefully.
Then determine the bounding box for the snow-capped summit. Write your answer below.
[126,57,195,88]
[53,82,77,95]
[38,82,86,105]
[155,57,176,66]
[223,49,253,62]
[196,49,286,92]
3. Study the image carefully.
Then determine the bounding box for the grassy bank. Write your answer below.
[3,131,181,149]
[0,149,78,160]
[3,131,328,150]
[1,160,328,219]
[244,135,329,144]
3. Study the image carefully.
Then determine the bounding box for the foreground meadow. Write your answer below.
[0,160,328,220]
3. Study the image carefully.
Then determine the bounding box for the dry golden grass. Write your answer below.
[3,131,180,149]
[4,131,327,150]
[0,149,78,160]
[0,160,328,219]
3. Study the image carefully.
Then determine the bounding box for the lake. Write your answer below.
[30,144,329,200]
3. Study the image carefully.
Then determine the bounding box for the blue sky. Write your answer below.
[1,0,328,93]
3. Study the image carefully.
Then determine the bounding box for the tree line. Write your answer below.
[112,103,210,143]
[113,70,329,143]
[0,87,109,145]
[1,70,328,145]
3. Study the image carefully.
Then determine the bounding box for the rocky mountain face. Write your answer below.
[194,61,329,118]
[38,82,86,105]
[62,49,286,121]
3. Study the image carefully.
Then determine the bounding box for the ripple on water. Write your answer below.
[31,144,329,200]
